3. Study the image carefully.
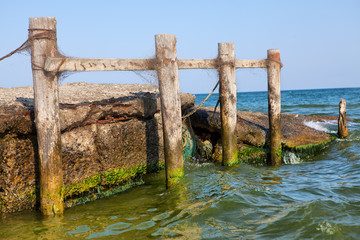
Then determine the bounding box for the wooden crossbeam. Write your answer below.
[236,59,267,68]
[44,57,268,72]
[44,58,155,72]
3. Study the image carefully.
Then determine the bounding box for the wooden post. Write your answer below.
[155,34,184,187]
[29,17,63,215]
[218,43,238,166]
[338,98,348,138]
[267,49,282,166]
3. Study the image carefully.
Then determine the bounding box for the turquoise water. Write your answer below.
[1,88,360,239]
[196,87,360,119]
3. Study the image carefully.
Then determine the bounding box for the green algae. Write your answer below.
[236,140,330,167]
[283,140,332,161]
[285,140,331,155]
[275,147,282,160]
[65,179,144,208]
[64,162,165,200]
[102,165,147,186]
[225,149,239,167]
[3,160,167,213]
[237,146,267,166]
[64,174,102,199]
[167,167,185,187]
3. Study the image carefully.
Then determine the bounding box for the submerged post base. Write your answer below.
[166,168,184,188]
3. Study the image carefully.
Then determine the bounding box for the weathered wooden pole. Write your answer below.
[338,98,348,138]
[155,34,184,187]
[29,17,63,215]
[218,43,238,166]
[267,49,282,166]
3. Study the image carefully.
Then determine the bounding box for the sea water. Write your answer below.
[1,88,360,239]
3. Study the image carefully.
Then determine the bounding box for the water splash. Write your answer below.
[303,120,337,133]
[283,152,302,164]
[316,221,342,236]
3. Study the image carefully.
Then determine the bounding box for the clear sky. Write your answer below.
[0,0,359,94]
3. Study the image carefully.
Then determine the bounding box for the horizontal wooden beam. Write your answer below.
[236,59,268,68]
[44,58,156,72]
[178,59,217,69]
[44,57,268,72]
[178,59,268,69]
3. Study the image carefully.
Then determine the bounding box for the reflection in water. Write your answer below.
[260,169,283,185]
[34,215,64,239]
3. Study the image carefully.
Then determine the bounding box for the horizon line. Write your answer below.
[194,86,360,95]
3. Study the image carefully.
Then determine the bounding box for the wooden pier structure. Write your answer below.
[29,17,283,215]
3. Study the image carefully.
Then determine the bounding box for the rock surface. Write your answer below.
[187,107,333,148]
[0,83,339,214]
[0,82,194,133]
[0,83,194,214]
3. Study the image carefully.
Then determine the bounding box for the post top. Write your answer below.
[218,42,235,46]
[218,43,235,59]
[155,34,176,39]
[29,17,57,30]
[267,49,280,61]
[267,49,280,53]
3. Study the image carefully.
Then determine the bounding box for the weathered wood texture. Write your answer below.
[338,98,348,138]
[236,59,267,68]
[267,49,282,166]
[44,58,267,72]
[29,17,64,215]
[44,58,156,72]
[155,34,184,187]
[218,43,238,166]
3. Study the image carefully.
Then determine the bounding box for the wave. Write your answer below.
[282,104,335,109]
[303,120,337,133]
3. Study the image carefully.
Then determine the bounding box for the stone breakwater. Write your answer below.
[0,82,335,214]
[187,107,334,165]
[0,82,195,214]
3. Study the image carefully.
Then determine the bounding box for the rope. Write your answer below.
[0,29,57,62]
[212,98,220,115]
[0,39,30,62]
[182,80,220,119]
[267,58,284,68]
[28,29,57,40]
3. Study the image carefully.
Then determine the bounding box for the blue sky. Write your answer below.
[0,0,359,94]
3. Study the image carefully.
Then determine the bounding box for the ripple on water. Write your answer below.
[1,132,360,239]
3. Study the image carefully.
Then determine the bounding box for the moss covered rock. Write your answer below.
[0,83,195,214]
[187,107,335,165]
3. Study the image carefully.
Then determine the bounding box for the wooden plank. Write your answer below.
[45,57,268,72]
[178,59,217,69]
[44,58,156,72]
[29,17,64,216]
[155,34,184,188]
[267,49,282,166]
[338,99,348,138]
[236,59,267,68]
[218,43,238,166]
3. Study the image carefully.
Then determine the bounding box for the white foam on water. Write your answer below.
[283,152,302,165]
[348,121,360,127]
[303,120,337,133]
[316,221,341,235]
